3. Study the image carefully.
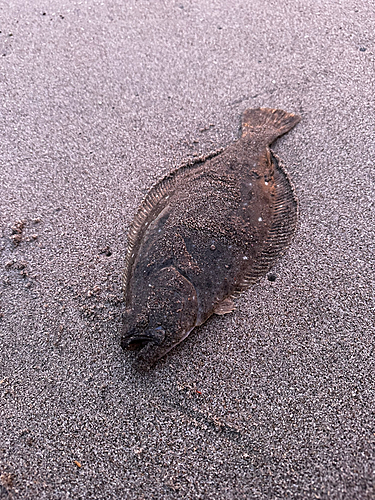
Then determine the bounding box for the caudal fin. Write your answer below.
[241,108,300,144]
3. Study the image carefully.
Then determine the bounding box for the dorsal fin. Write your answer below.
[123,149,224,304]
[231,150,298,297]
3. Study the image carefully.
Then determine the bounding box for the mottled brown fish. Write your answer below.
[122,108,300,371]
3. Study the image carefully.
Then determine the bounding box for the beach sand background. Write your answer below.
[0,1,374,498]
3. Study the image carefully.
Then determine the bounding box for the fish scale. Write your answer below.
[122,108,300,371]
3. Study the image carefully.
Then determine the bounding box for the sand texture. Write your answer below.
[0,1,374,498]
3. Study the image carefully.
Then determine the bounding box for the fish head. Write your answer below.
[121,267,198,371]
[121,307,165,351]
[121,300,198,371]
[121,306,194,372]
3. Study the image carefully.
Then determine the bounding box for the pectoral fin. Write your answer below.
[214,297,236,315]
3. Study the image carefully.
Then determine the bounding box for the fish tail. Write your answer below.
[241,108,300,143]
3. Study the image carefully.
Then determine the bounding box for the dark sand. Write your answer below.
[0,1,374,498]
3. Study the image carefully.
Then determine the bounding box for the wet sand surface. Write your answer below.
[0,1,374,498]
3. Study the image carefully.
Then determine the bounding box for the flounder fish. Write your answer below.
[122,108,300,371]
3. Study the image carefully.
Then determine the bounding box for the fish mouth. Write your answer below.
[122,335,153,351]
[121,327,168,372]
[123,325,196,372]
[121,326,166,351]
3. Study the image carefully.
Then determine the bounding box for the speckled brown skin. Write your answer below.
[122,108,300,371]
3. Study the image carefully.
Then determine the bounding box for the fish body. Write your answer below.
[122,108,300,370]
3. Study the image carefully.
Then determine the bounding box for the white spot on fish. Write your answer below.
[243,256,248,260]
[264,181,268,185]
[258,217,262,222]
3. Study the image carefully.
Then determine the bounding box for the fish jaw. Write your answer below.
[121,325,165,350]
[130,325,196,372]
[122,321,196,372]
[121,266,199,371]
